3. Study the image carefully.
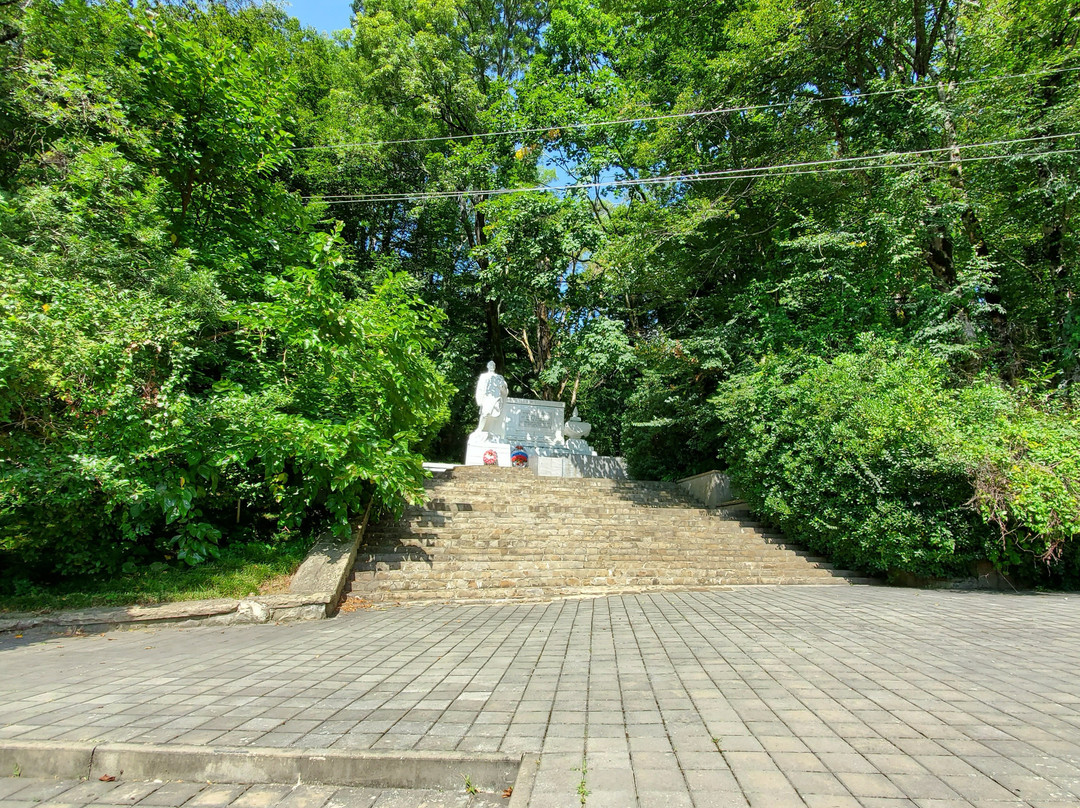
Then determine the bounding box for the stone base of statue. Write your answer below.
[464,397,626,479]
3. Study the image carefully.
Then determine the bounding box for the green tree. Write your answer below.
[0,1,450,583]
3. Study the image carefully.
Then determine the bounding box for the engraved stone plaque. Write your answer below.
[504,398,566,447]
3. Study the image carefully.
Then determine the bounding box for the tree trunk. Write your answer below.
[464,204,505,373]
[535,297,553,397]
[484,293,505,373]
[937,18,1011,368]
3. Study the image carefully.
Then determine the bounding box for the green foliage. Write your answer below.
[714,340,1080,582]
[621,334,728,481]
[965,389,1080,574]
[0,2,450,583]
[714,341,989,577]
[3,0,1080,590]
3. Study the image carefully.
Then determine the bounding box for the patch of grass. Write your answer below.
[0,537,311,614]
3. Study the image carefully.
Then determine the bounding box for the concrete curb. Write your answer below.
[0,592,333,634]
[289,498,373,616]
[507,753,538,808]
[0,501,373,635]
[0,740,523,792]
[0,740,95,779]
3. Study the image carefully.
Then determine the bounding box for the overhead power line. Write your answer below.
[307,148,1080,204]
[300,132,1080,204]
[289,66,1080,152]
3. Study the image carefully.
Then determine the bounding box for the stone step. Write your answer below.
[419,490,697,502]
[372,524,783,534]
[353,566,837,580]
[345,576,853,604]
[349,568,848,588]
[351,570,843,588]
[356,543,833,556]
[372,518,781,531]
[347,466,867,603]
[365,530,784,540]
[354,563,840,578]
[354,542,828,557]
[355,545,814,561]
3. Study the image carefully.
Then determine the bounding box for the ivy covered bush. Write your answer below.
[714,339,1080,583]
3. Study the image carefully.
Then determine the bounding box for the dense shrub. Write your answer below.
[965,389,1080,579]
[714,339,1080,583]
[0,5,451,581]
[0,222,451,578]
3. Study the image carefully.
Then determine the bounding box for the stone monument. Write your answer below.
[473,360,508,440]
[464,363,627,478]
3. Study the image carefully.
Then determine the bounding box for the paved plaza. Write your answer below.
[1,586,1079,807]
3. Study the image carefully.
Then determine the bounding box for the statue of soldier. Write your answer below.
[474,360,508,439]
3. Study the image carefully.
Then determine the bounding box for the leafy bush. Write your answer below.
[965,390,1080,578]
[0,5,451,582]
[713,339,1080,583]
[0,221,450,578]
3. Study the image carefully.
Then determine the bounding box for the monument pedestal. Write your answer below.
[464,395,627,479]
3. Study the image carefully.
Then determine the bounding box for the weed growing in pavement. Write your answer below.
[577,761,589,805]
[462,773,478,795]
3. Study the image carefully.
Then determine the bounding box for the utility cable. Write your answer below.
[305,147,1080,204]
[299,132,1080,203]
[289,65,1080,152]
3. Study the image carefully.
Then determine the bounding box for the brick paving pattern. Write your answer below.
[2,587,1079,806]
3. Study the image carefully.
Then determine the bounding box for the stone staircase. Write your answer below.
[344,466,871,605]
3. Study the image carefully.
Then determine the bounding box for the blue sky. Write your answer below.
[285,1,353,34]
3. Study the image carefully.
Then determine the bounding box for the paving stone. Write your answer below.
[836,772,909,799]
[229,785,293,808]
[688,790,750,808]
[783,771,853,797]
[742,791,807,807]
[275,784,338,808]
[3,588,1080,808]
[94,780,163,804]
[583,791,639,808]
[0,778,32,800]
[368,789,471,807]
[323,786,380,808]
[2,779,81,802]
[136,780,206,805]
[184,784,249,806]
[801,797,863,808]
[639,791,693,808]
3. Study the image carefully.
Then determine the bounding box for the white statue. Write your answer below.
[474,360,508,439]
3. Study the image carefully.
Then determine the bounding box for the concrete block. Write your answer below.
[677,470,740,507]
[0,741,94,779]
[290,501,373,612]
[86,743,522,792]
